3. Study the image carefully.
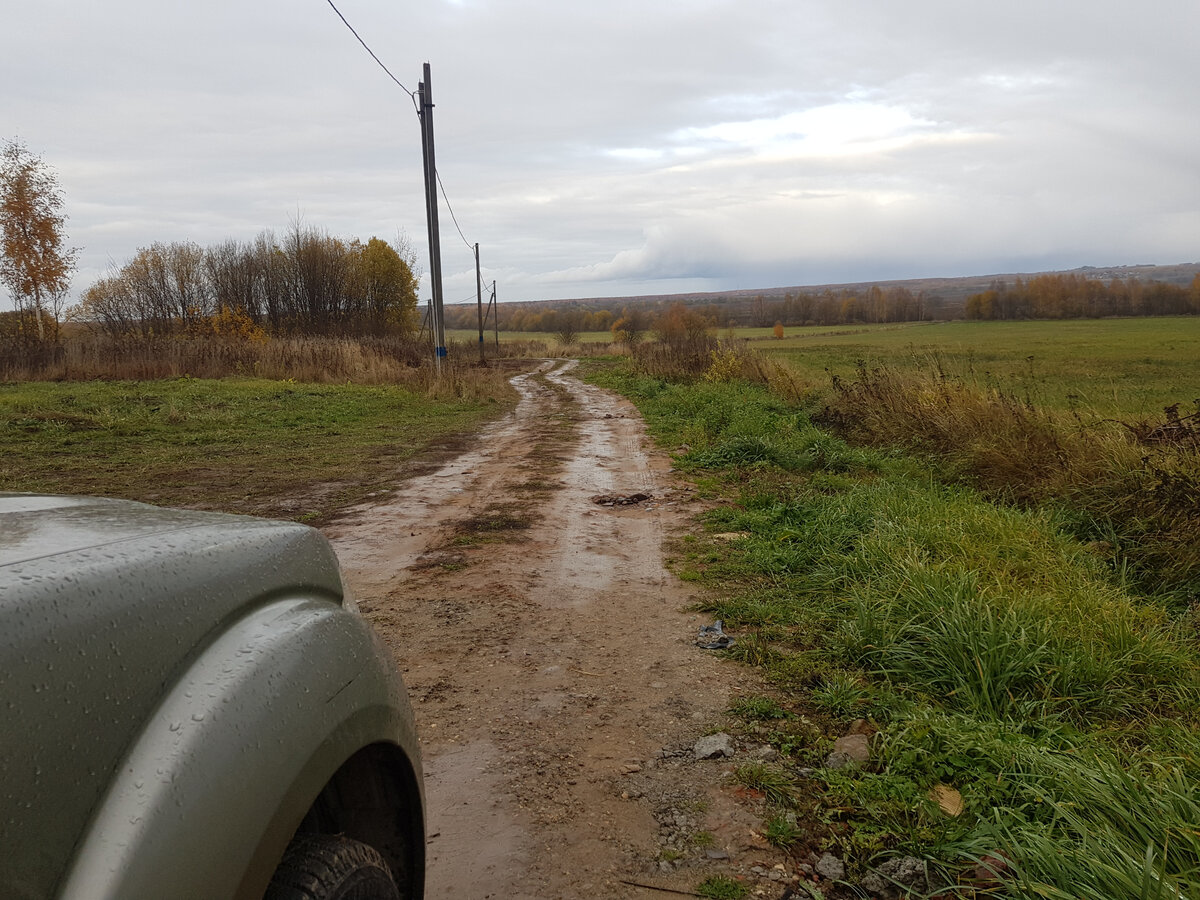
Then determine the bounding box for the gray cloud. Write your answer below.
[3,0,1197,306]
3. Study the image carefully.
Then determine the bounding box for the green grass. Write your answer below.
[729,695,791,721]
[733,763,799,807]
[695,875,749,899]
[585,360,1200,898]
[749,318,1200,417]
[731,322,928,342]
[764,814,803,849]
[0,377,508,522]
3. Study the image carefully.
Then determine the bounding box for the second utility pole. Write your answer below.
[417,62,447,368]
[475,243,485,363]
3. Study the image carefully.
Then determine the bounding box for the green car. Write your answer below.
[0,494,425,900]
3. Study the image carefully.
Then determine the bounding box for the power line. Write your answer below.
[320,14,485,353]
[324,0,415,99]
[435,168,473,251]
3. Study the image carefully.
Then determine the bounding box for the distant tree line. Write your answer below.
[440,284,946,335]
[441,304,619,334]
[442,270,1200,337]
[77,224,419,341]
[759,286,939,326]
[965,273,1200,320]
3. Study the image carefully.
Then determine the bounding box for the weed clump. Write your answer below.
[729,695,791,721]
[733,763,798,807]
[695,875,749,899]
[763,814,803,849]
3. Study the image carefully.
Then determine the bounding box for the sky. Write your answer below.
[3,0,1198,307]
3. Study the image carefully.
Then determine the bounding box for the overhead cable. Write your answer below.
[324,0,415,98]
[436,168,474,251]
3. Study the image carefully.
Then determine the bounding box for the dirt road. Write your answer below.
[325,362,792,898]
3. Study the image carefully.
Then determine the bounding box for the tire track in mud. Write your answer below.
[324,361,783,899]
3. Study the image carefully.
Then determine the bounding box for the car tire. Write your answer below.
[265,833,401,900]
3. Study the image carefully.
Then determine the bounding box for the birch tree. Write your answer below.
[0,139,78,343]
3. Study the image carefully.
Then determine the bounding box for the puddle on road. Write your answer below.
[423,739,532,900]
[325,364,557,590]
[529,363,667,609]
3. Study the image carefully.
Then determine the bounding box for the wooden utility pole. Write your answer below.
[417,63,447,368]
[491,281,499,349]
[475,242,485,363]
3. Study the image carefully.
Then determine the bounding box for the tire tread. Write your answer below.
[265,833,399,900]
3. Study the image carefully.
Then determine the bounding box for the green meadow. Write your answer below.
[455,317,1199,417]
[752,318,1200,417]
[0,378,505,523]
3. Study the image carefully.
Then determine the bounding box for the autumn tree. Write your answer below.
[349,237,419,335]
[0,139,78,343]
[653,302,712,352]
[78,229,423,340]
[555,309,582,346]
[611,306,649,347]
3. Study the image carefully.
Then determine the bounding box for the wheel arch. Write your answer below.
[57,597,424,900]
[271,742,425,898]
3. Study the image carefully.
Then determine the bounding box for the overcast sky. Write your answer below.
[3,0,1198,306]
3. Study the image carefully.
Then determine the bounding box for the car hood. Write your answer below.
[0,493,270,565]
[0,494,345,900]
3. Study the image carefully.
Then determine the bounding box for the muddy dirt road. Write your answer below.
[325,362,792,898]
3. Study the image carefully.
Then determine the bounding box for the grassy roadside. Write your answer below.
[0,377,514,523]
[581,358,1200,898]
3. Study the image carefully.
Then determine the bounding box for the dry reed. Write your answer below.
[0,335,517,402]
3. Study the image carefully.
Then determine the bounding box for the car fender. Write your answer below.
[56,595,422,900]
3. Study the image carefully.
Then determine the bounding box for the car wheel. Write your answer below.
[266,833,401,900]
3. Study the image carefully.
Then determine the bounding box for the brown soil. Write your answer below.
[324,361,799,899]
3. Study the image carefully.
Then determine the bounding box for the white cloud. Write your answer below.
[1,0,1197,306]
[675,102,936,157]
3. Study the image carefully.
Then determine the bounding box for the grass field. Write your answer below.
[751,318,1200,417]
[0,378,509,523]
[453,318,1199,417]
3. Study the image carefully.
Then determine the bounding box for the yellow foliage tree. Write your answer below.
[187,305,269,343]
[0,139,78,343]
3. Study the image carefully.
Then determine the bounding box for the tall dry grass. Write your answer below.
[820,364,1200,599]
[634,337,813,405]
[0,334,515,402]
[437,337,628,362]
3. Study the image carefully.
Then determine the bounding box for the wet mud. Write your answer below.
[324,361,783,898]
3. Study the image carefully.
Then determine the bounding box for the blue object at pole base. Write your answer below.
[436,346,447,358]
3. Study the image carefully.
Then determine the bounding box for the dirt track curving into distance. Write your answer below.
[324,361,793,899]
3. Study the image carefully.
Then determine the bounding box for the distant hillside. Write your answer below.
[547,262,1200,314]
[440,261,1200,332]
